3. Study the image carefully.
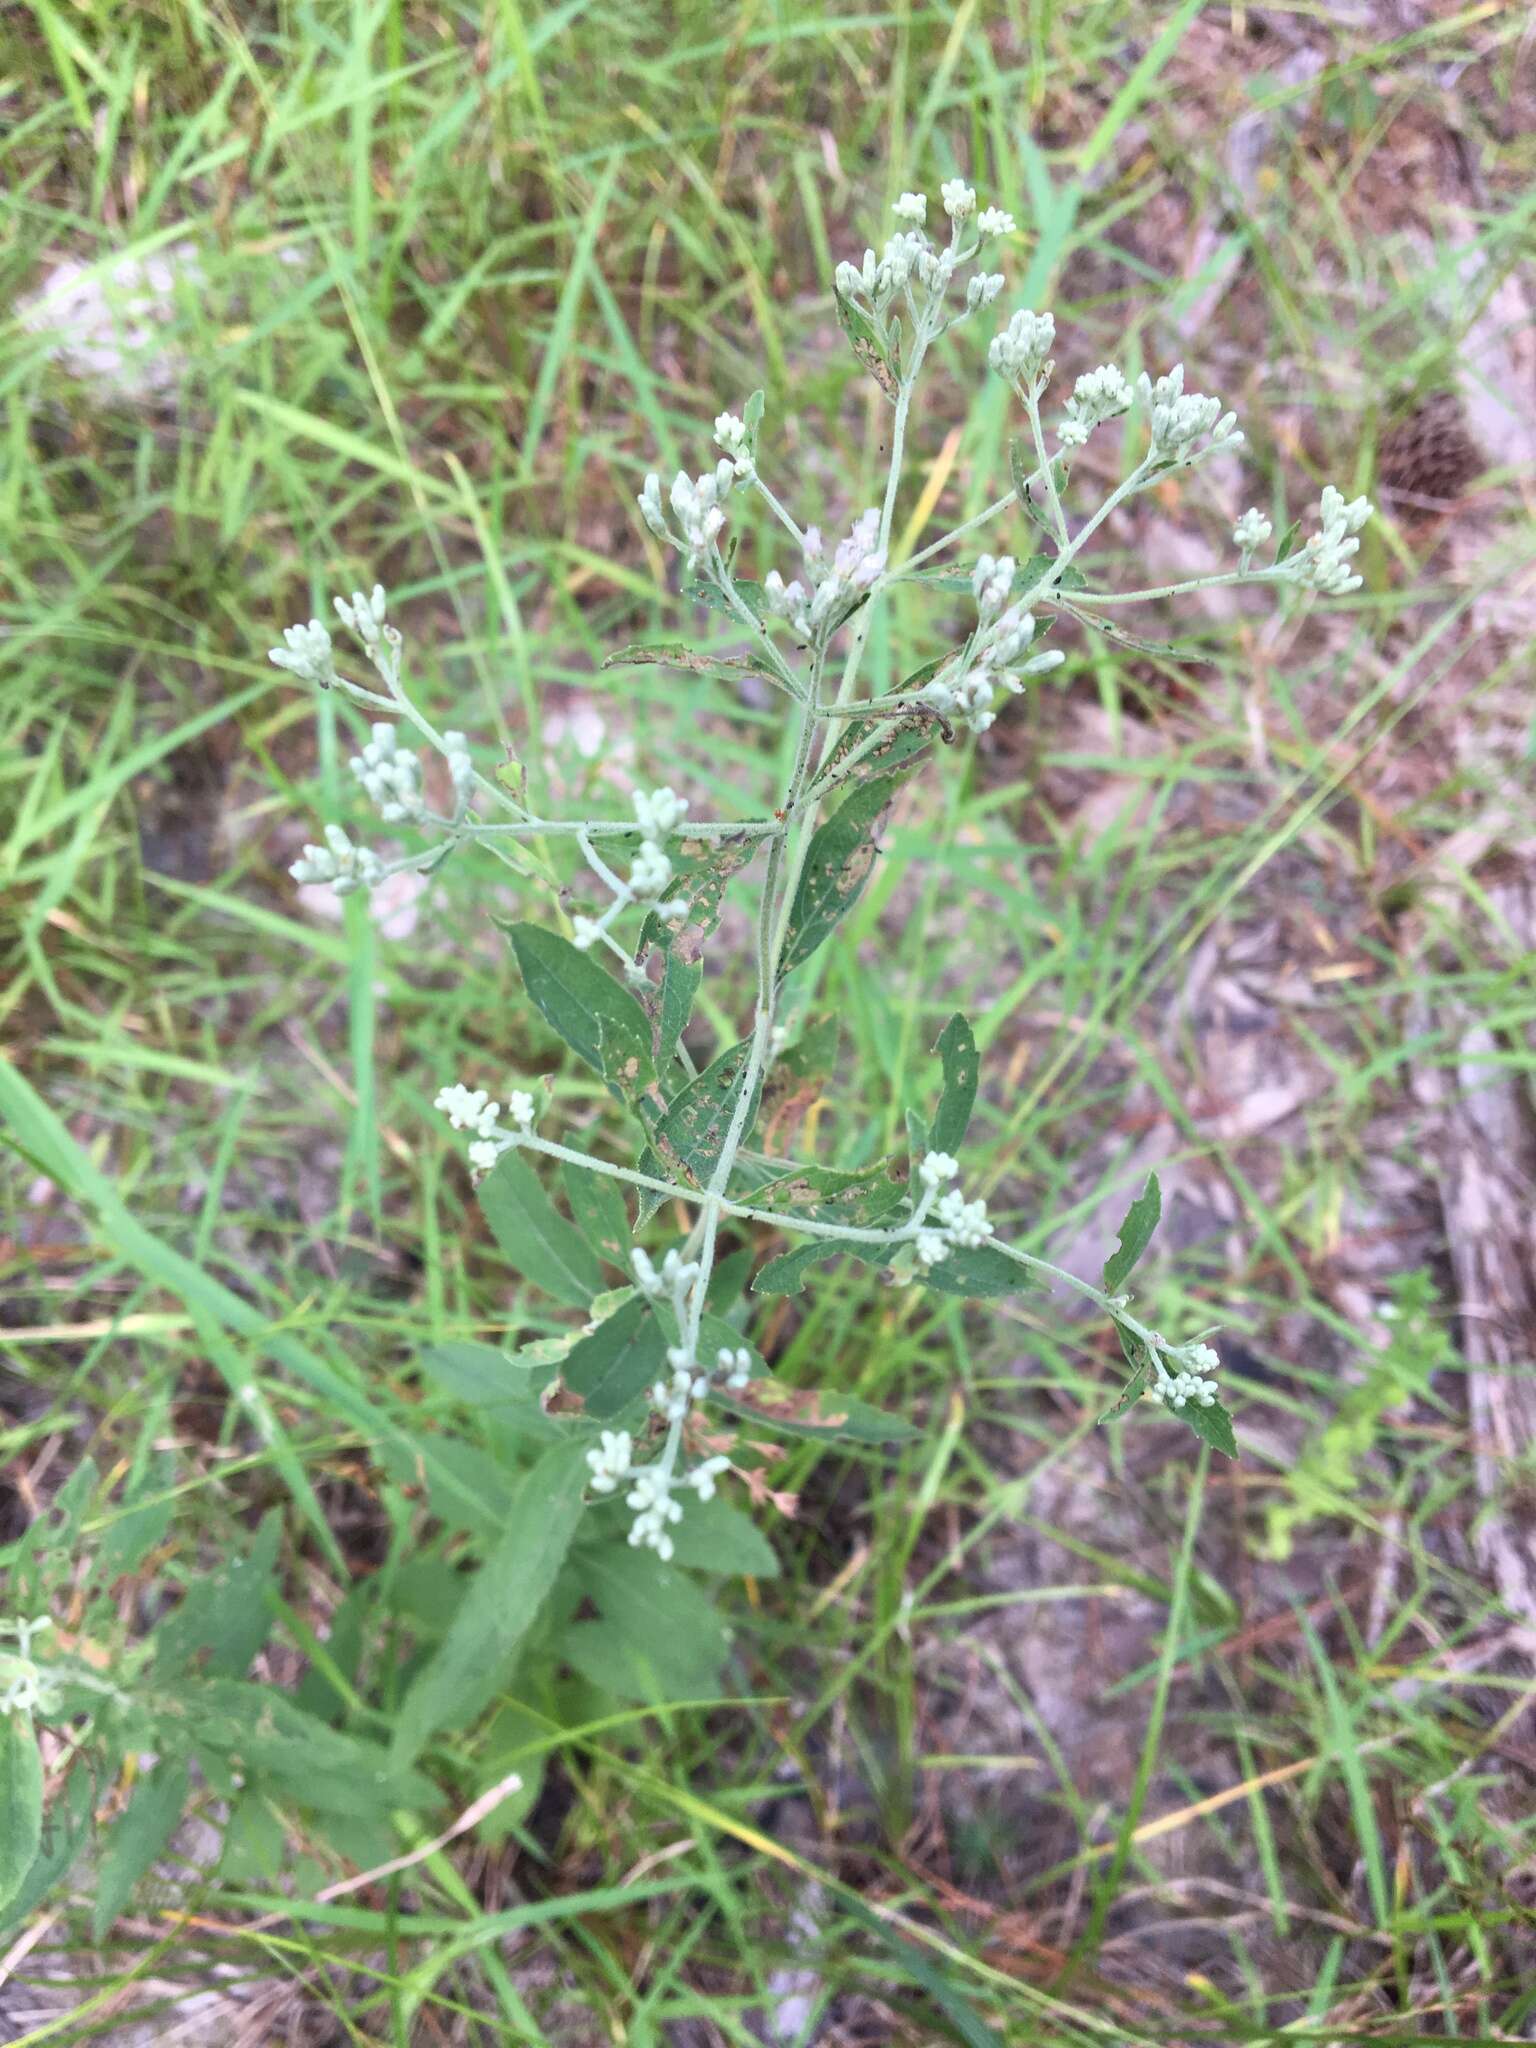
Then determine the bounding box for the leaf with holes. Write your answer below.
[779,774,904,981]
[929,1013,978,1157]
[721,1378,917,1442]
[640,1037,762,1216]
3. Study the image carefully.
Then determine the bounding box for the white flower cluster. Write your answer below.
[833,186,1014,326]
[713,411,754,479]
[988,308,1055,391]
[269,617,336,688]
[622,1458,730,1560]
[1285,485,1373,595]
[916,555,1065,734]
[442,730,474,808]
[910,1151,995,1267]
[434,1080,534,1173]
[762,510,886,643]
[334,583,392,652]
[1058,364,1134,450]
[631,1244,700,1303]
[1148,1341,1221,1410]
[349,723,423,823]
[1138,364,1241,464]
[637,463,739,569]
[289,822,383,895]
[1232,508,1273,555]
[572,786,691,952]
[0,1616,58,1717]
[584,1421,733,1559]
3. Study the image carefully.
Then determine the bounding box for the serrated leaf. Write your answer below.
[780,774,904,980]
[561,1159,631,1269]
[930,1014,978,1157]
[752,1236,873,1295]
[1103,1174,1162,1295]
[1182,1397,1239,1459]
[721,1379,918,1442]
[505,922,654,1098]
[918,1241,1027,1298]
[0,1714,43,1917]
[93,1758,190,1940]
[478,1152,602,1308]
[392,1440,588,1765]
[561,1295,665,1418]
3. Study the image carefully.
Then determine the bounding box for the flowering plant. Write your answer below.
[272,182,1372,1569]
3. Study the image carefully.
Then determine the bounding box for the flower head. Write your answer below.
[893,191,927,225]
[940,178,976,221]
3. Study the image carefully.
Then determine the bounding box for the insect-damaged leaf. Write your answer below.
[834,288,900,400]
[602,640,777,690]
[929,1013,978,1157]
[506,922,654,1099]
[1103,1173,1161,1295]
[561,1159,631,1270]
[749,1157,909,1228]
[752,1236,878,1295]
[638,1037,763,1220]
[779,773,904,980]
[916,1241,1028,1298]
[1057,602,1215,666]
[638,834,758,966]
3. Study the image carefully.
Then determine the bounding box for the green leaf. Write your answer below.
[601,640,774,689]
[1274,516,1302,563]
[582,1542,731,1695]
[930,1014,978,1156]
[562,1160,631,1269]
[392,1440,589,1765]
[561,1295,665,1419]
[665,1496,780,1577]
[153,1509,281,1680]
[682,576,769,625]
[564,1614,725,1706]
[478,1152,601,1308]
[418,1340,545,1410]
[653,947,701,1069]
[742,388,765,438]
[780,774,904,980]
[93,1759,190,1941]
[721,1380,918,1443]
[918,1242,1027,1298]
[752,1236,873,1295]
[0,1713,43,1917]
[1058,602,1214,665]
[1097,1358,1150,1423]
[1182,1397,1239,1460]
[505,922,654,1098]
[1103,1174,1162,1295]
[640,1037,762,1214]
[182,1680,436,1817]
